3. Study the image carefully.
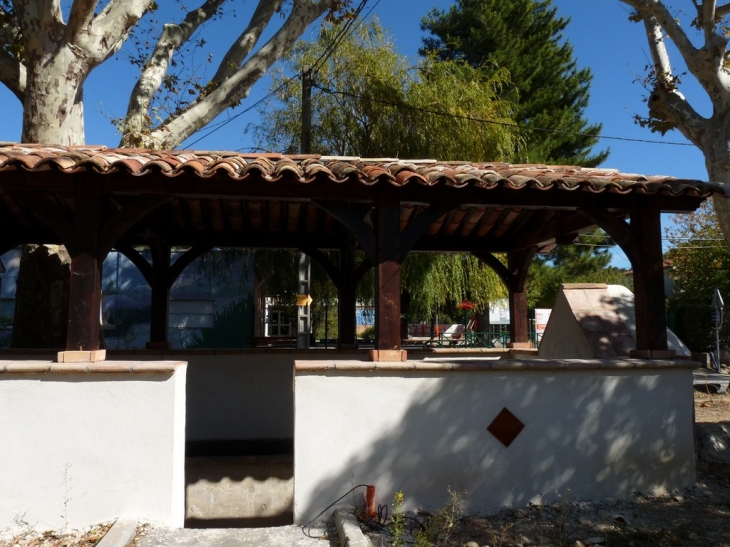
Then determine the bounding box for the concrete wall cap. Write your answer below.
[0,360,186,375]
[294,358,698,373]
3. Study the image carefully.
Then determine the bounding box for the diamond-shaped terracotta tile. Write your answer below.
[487,407,525,447]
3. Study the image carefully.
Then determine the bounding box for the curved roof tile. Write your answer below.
[0,143,724,198]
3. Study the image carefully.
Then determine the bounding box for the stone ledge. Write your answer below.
[295,358,699,373]
[335,508,369,547]
[0,360,185,374]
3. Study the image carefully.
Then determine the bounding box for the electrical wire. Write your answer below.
[184,76,297,148]
[309,0,371,76]
[300,483,370,539]
[187,0,374,149]
[312,83,696,147]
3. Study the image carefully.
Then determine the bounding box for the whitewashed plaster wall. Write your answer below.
[0,361,186,531]
[293,359,696,523]
[147,352,367,441]
[113,350,509,442]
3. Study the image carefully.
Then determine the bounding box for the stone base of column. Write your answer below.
[507,342,532,349]
[57,349,107,363]
[369,349,407,362]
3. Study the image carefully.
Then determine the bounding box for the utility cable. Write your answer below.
[309,0,371,76]
[184,76,298,148]
[300,483,370,539]
[188,0,373,149]
[313,83,696,147]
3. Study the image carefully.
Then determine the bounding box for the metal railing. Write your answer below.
[424,328,542,348]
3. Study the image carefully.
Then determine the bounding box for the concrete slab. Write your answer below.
[334,509,369,547]
[97,519,137,547]
[185,455,293,528]
[136,524,334,547]
[693,368,730,393]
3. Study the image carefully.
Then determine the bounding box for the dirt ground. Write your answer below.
[2,390,729,547]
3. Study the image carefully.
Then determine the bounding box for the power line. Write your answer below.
[185,76,297,149]
[187,0,374,149]
[313,84,696,147]
[310,0,371,76]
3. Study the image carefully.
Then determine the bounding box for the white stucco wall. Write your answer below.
[293,359,696,523]
[168,350,511,441]
[0,361,186,531]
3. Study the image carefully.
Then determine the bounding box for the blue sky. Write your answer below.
[0,1,712,267]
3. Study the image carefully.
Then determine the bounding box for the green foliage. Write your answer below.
[359,325,375,341]
[401,253,506,321]
[666,203,730,352]
[389,491,406,547]
[387,488,463,547]
[253,249,362,340]
[527,230,631,308]
[250,18,522,161]
[251,19,515,322]
[421,0,607,166]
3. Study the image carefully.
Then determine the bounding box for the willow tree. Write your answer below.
[250,19,517,321]
[619,0,730,251]
[250,18,520,160]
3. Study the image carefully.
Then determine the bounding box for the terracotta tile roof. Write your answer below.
[0,143,723,197]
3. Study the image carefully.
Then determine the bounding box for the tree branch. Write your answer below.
[717,2,730,18]
[643,15,676,88]
[12,0,64,61]
[210,0,284,84]
[84,0,150,63]
[623,0,729,103]
[66,0,97,45]
[122,0,226,146]
[145,0,338,148]
[702,0,717,45]
[0,49,25,99]
[646,83,708,146]
[622,7,711,146]
[623,0,700,64]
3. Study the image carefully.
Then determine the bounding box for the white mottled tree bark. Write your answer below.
[620,0,730,248]
[5,0,149,144]
[0,0,339,147]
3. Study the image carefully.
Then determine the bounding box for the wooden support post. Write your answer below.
[297,252,311,349]
[509,288,530,347]
[147,240,172,349]
[338,244,357,348]
[630,207,669,353]
[64,177,103,356]
[374,197,402,357]
[506,248,537,348]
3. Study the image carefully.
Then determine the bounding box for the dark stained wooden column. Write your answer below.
[507,248,537,348]
[582,205,670,356]
[148,240,172,348]
[338,244,358,348]
[630,206,669,353]
[374,197,402,353]
[117,242,212,349]
[65,178,103,353]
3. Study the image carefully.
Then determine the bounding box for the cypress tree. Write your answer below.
[421,0,607,166]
